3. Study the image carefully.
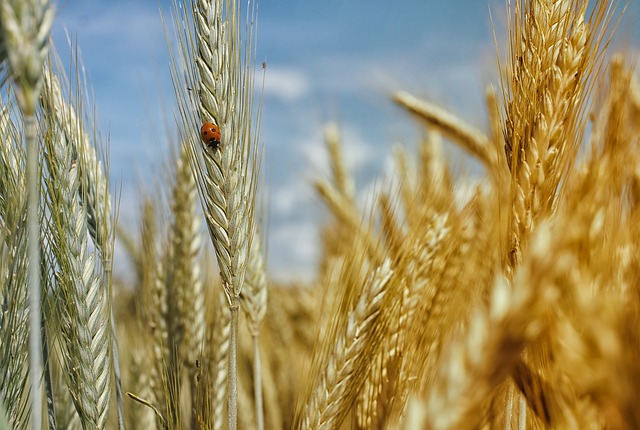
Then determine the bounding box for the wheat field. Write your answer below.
[1,0,639,429]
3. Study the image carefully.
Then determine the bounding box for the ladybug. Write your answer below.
[200,122,221,149]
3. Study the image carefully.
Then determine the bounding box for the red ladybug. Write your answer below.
[200,122,221,149]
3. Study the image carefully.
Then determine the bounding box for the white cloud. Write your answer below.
[271,179,314,216]
[263,67,310,102]
[268,221,320,282]
[298,123,378,178]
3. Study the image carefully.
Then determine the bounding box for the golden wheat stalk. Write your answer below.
[425,270,554,430]
[297,259,394,430]
[502,0,616,271]
[393,91,495,171]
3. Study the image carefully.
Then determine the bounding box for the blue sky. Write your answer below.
[51,0,639,282]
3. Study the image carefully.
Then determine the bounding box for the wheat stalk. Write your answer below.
[0,102,30,428]
[297,259,394,430]
[209,287,231,430]
[502,0,616,272]
[43,59,124,428]
[325,122,356,204]
[137,197,170,421]
[0,2,54,428]
[240,228,267,430]
[167,0,261,426]
[166,144,205,426]
[426,269,555,430]
[42,69,113,429]
[393,91,495,171]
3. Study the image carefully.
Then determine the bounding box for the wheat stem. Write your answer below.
[210,288,230,430]
[41,313,56,430]
[240,227,267,429]
[25,113,42,430]
[228,300,239,430]
[252,333,264,430]
[0,1,55,422]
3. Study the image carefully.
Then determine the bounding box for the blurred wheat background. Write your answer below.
[1,0,640,429]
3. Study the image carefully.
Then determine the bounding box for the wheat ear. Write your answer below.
[168,0,261,427]
[393,91,495,171]
[137,197,169,421]
[0,2,54,427]
[426,222,559,430]
[42,69,113,429]
[45,57,124,428]
[297,259,394,430]
[325,122,356,204]
[240,228,267,430]
[166,144,205,426]
[42,110,99,426]
[209,287,231,430]
[503,0,615,271]
[0,102,30,428]
[128,351,158,429]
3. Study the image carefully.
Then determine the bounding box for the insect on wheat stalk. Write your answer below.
[166,0,262,428]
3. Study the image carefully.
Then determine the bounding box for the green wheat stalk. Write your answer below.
[41,68,112,429]
[0,100,30,429]
[0,1,54,428]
